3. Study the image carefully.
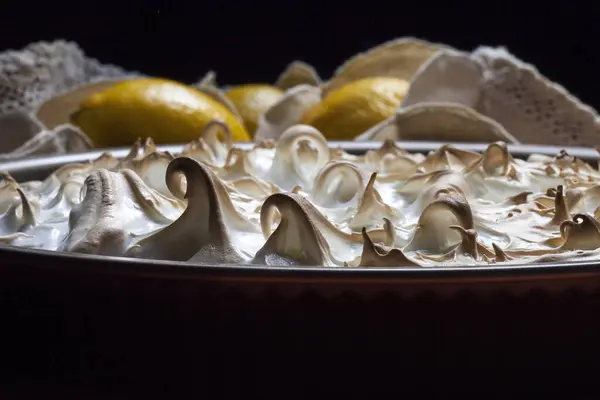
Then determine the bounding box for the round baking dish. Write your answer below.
[1,140,600,297]
[2,141,600,393]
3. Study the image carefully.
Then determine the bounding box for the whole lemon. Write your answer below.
[71,78,250,147]
[225,84,284,136]
[302,77,409,140]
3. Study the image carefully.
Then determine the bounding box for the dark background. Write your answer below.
[2,2,600,397]
[0,1,598,109]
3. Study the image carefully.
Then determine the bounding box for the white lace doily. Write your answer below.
[401,46,600,147]
[0,40,139,116]
[0,40,139,159]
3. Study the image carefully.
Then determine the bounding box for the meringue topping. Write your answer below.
[3,124,600,268]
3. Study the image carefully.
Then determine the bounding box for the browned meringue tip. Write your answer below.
[480,141,512,175]
[550,185,570,226]
[449,225,479,259]
[359,227,418,267]
[312,161,366,206]
[256,192,333,266]
[15,187,36,229]
[491,243,512,262]
[201,119,233,148]
[558,214,600,251]
[291,186,302,194]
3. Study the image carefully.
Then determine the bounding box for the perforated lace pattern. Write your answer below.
[0,40,138,116]
[473,47,600,147]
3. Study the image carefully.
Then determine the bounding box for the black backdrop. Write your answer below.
[2,2,600,397]
[1,1,598,109]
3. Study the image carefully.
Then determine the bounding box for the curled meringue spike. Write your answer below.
[291,185,302,194]
[556,214,600,251]
[167,157,258,233]
[380,218,397,248]
[253,193,335,266]
[134,152,176,196]
[312,161,367,207]
[449,225,494,260]
[358,228,420,267]
[326,37,446,94]
[491,243,512,263]
[260,191,387,263]
[356,103,519,143]
[199,119,233,164]
[181,137,218,167]
[276,60,321,90]
[61,170,130,256]
[218,148,257,180]
[349,173,399,230]
[141,137,157,155]
[118,137,143,166]
[254,85,322,141]
[127,157,246,263]
[269,125,330,191]
[404,192,474,254]
[43,179,83,210]
[477,142,513,176]
[0,188,38,233]
[121,170,184,224]
[0,174,22,213]
[549,185,570,226]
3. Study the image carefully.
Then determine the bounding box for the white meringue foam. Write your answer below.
[3,124,600,268]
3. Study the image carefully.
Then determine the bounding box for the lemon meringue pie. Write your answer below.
[2,122,600,268]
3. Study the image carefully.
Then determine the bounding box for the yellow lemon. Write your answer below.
[302,77,409,140]
[71,78,250,147]
[225,84,284,135]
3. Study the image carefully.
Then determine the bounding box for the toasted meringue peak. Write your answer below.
[127,157,246,263]
[349,173,398,230]
[405,191,474,254]
[0,187,38,233]
[449,225,494,260]
[254,192,335,266]
[269,124,330,191]
[359,227,420,267]
[549,185,570,226]
[5,134,600,268]
[491,243,512,262]
[312,161,367,207]
[556,214,600,251]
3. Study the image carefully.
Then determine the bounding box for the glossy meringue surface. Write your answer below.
[3,122,600,268]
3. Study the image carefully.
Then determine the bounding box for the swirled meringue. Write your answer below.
[4,125,600,268]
